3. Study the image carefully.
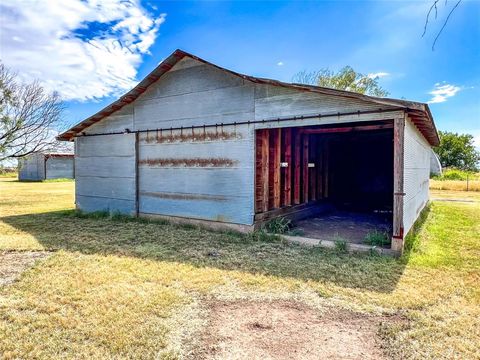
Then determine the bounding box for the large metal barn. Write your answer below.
[58,50,439,254]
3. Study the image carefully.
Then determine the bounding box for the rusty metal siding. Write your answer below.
[45,157,74,179]
[403,116,431,234]
[138,124,255,225]
[75,134,136,214]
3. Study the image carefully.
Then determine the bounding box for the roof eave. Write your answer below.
[58,49,439,147]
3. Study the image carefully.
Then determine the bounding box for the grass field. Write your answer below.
[430,179,480,192]
[0,178,479,359]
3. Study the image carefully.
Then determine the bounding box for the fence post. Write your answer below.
[466,173,469,192]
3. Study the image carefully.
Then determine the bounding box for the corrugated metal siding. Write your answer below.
[138,125,254,224]
[73,58,406,226]
[45,157,74,179]
[75,134,136,214]
[254,84,384,120]
[85,104,134,133]
[403,117,431,234]
[18,153,44,181]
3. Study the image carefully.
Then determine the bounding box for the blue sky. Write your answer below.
[1,0,479,145]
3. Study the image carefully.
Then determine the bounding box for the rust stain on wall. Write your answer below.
[139,157,238,167]
[140,191,228,202]
[141,130,241,144]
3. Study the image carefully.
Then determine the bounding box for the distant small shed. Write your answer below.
[18,153,74,181]
[58,49,439,255]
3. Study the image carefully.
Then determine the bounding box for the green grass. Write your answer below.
[0,172,17,178]
[431,168,480,181]
[0,178,479,359]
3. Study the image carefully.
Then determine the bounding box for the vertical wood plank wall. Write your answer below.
[272,129,282,208]
[282,128,292,207]
[255,128,329,213]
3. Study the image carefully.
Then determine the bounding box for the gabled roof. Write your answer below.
[58,49,439,146]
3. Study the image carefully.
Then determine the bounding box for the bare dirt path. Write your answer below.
[192,300,400,360]
[0,251,50,286]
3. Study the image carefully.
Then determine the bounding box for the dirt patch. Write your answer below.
[192,300,397,360]
[0,251,50,286]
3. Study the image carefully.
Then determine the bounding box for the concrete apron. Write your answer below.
[278,234,400,257]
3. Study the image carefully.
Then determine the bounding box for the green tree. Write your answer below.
[434,131,480,171]
[292,66,389,97]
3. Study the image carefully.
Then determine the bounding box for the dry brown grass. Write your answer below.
[0,178,479,359]
[430,179,480,192]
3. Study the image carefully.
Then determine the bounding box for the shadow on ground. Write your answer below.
[1,208,429,294]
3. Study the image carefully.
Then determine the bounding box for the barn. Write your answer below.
[58,50,439,254]
[18,152,74,181]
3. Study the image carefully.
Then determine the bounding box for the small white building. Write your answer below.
[18,153,74,181]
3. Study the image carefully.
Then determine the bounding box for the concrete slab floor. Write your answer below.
[292,211,392,246]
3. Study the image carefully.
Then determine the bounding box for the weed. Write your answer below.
[333,234,348,253]
[363,230,390,247]
[264,217,292,234]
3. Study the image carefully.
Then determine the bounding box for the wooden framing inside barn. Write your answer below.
[58,50,439,255]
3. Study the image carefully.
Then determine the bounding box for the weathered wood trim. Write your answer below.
[392,114,405,253]
[272,128,281,208]
[310,136,317,201]
[259,129,270,212]
[317,139,323,199]
[324,140,329,198]
[302,134,309,203]
[293,129,301,204]
[300,123,393,134]
[283,128,292,206]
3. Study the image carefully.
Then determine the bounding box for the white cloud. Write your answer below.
[428,82,461,104]
[367,72,390,79]
[277,61,284,66]
[472,131,480,150]
[0,0,165,101]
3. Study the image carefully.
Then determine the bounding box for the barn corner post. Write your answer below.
[392,114,406,254]
[134,132,140,217]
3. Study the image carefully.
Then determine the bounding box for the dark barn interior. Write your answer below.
[254,121,394,246]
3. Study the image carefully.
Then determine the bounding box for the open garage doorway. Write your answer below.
[254,121,394,247]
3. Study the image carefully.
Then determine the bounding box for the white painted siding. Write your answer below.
[403,117,431,235]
